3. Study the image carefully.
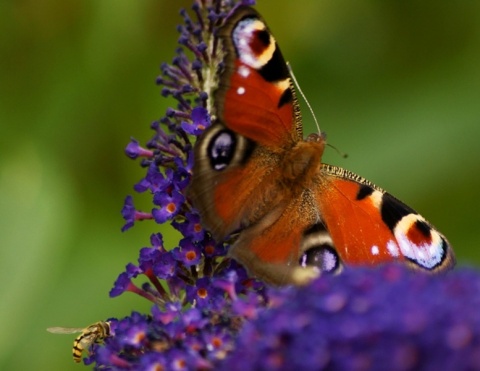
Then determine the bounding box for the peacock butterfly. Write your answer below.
[188,6,455,285]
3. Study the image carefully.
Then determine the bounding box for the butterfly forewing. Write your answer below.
[215,6,302,147]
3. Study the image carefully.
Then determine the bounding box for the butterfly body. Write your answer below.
[188,6,455,285]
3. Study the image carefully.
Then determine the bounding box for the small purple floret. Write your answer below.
[152,189,185,223]
[125,138,154,159]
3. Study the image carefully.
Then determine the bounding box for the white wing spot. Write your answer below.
[238,65,250,78]
[274,78,290,92]
[237,87,245,95]
[371,245,379,255]
[387,240,399,257]
[370,190,383,209]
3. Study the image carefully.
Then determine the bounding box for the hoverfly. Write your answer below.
[47,321,111,363]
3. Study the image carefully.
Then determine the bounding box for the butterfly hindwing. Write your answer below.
[230,188,327,285]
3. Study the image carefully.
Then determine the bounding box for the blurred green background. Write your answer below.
[1,0,479,369]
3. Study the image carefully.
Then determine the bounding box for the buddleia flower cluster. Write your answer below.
[84,0,480,369]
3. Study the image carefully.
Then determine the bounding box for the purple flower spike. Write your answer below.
[77,1,480,371]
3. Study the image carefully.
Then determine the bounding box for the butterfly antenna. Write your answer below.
[287,62,322,135]
[327,143,349,159]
